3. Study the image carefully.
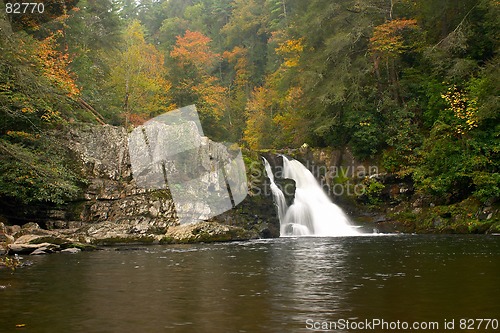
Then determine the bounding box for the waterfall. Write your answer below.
[263,156,360,237]
[262,157,288,222]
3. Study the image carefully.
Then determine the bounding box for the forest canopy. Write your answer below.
[0,0,498,207]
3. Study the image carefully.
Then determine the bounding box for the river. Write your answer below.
[1,235,499,332]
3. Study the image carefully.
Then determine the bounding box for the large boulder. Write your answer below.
[162,221,254,244]
[8,242,60,255]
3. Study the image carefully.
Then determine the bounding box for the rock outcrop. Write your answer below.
[0,124,280,253]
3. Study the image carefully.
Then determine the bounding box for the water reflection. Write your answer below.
[76,244,277,333]
[1,236,499,333]
[269,238,350,328]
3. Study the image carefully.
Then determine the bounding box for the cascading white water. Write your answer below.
[262,157,288,222]
[264,155,360,237]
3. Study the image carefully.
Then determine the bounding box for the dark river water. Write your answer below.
[1,235,500,333]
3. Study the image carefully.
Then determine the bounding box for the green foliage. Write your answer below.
[105,20,172,126]
[350,121,385,160]
[361,179,386,205]
[413,112,500,204]
[0,136,84,205]
[0,255,22,271]
[412,124,468,200]
[1,0,499,212]
[472,172,500,204]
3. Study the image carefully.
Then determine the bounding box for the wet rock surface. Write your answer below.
[1,125,280,254]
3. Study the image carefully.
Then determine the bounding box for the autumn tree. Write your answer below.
[369,18,421,103]
[221,0,269,86]
[169,30,227,139]
[222,46,252,141]
[106,20,172,126]
[243,86,276,149]
[37,29,81,99]
[0,10,84,208]
[243,34,308,148]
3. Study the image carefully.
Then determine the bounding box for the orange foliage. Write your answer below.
[171,30,226,120]
[192,78,227,118]
[170,30,220,72]
[128,113,149,126]
[223,46,250,87]
[37,30,80,97]
[370,19,419,58]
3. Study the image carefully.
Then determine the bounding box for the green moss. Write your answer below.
[60,242,98,251]
[388,197,496,234]
[91,235,156,246]
[159,236,175,244]
[487,223,500,234]
[466,220,494,234]
[150,190,172,201]
[29,236,70,245]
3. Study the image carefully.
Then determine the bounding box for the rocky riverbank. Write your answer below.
[1,124,282,256]
[0,220,257,257]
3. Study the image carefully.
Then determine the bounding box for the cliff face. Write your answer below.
[1,124,280,251]
[66,124,280,244]
[65,125,178,239]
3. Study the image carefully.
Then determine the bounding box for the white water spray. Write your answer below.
[262,157,288,222]
[263,156,360,237]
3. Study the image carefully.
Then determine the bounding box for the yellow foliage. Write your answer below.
[275,38,304,68]
[243,87,275,149]
[6,131,39,141]
[223,46,250,87]
[441,85,479,135]
[108,20,173,124]
[40,109,61,122]
[192,77,227,119]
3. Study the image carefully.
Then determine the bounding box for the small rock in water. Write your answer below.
[30,248,48,255]
[9,242,60,254]
[61,248,81,254]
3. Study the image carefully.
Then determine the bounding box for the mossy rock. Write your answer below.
[60,242,98,251]
[486,222,500,234]
[150,190,172,201]
[28,236,71,245]
[467,220,494,234]
[159,236,175,244]
[164,222,255,244]
[91,235,156,246]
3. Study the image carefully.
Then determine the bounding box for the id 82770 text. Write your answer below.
[5,2,45,14]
